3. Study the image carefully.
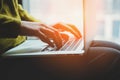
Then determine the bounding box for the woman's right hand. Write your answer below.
[20,21,63,49]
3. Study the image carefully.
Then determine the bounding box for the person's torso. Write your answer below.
[0,0,26,53]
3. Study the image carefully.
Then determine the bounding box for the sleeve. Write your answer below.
[18,4,40,22]
[0,14,21,38]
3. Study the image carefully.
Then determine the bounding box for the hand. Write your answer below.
[52,22,82,39]
[20,21,63,49]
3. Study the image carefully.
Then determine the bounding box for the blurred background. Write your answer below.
[95,0,120,44]
[22,0,120,44]
[22,0,83,31]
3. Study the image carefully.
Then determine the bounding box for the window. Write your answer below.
[103,0,120,14]
[97,21,105,36]
[103,0,112,14]
[112,21,120,38]
[95,0,120,43]
[112,0,120,13]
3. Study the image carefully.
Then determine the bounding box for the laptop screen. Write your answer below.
[3,0,84,56]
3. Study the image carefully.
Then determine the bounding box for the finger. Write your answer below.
[40,27,63,49]
[60,32,69,43]
[66,24,82,38]
[53,23,81,38]
[36,30,54,47]
[48,27,63,49]
[53,30,63,49]
[52,23,66,31]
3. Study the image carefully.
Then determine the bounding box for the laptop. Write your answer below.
[3,0,97,56]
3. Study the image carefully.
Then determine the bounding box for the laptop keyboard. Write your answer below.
[42,38,82,51]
